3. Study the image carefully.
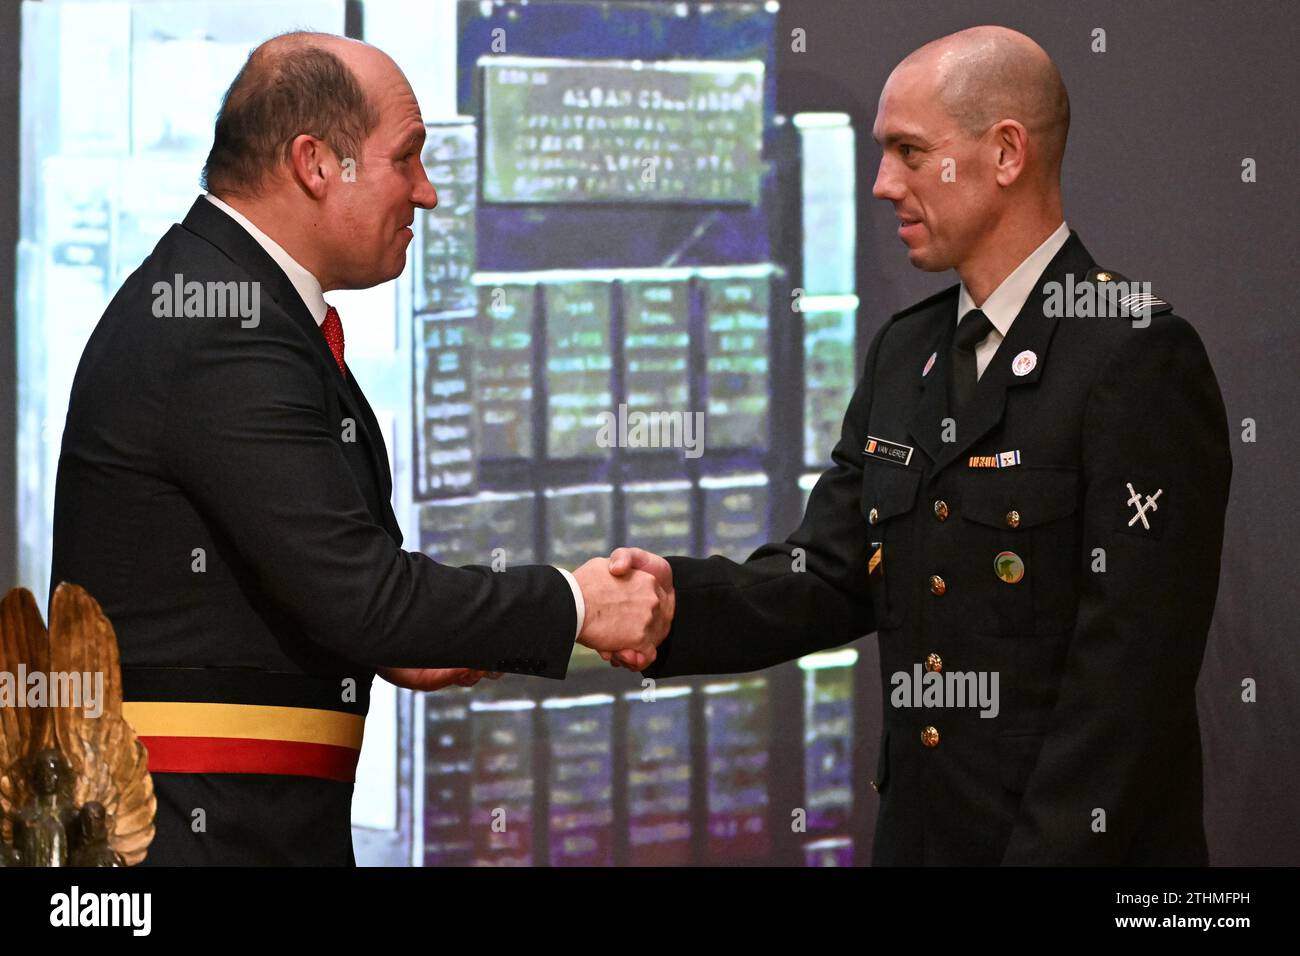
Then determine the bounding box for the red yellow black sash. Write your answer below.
[121,667,369,783]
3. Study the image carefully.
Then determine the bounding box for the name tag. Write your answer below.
[864,436,914,467]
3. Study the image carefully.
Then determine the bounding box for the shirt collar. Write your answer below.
[957,220,1070,336]
[204,193,329,326]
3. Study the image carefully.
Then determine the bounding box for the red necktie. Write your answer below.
[321,305,346,378]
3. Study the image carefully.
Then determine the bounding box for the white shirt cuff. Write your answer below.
[555,566,585,641]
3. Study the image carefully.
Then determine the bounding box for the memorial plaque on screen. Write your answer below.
[482,57,764,204]
[544,485,613,570]
[802,656,854,832]
[702,475,769,563]
[545,281,613,459]
[623,482,693,557]
[702,272,770,451]
[414,310,476,498]
[704,678,770,863]
[469,700,536,866]
[544,695,615,866]
[626,688,692,866]
[804,304,856,467]
[423,691,474,867]
[416,122,477,314]
[622,277,690,432]
[475,282,534,460]
[418,492,536,568]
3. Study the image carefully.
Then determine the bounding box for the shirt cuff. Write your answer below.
[554,566,585,641]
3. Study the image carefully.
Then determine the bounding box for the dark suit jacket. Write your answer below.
[645,232,1231,865]
[50,196,577,865]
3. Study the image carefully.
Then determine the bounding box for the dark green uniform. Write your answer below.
[644,231,1232,865]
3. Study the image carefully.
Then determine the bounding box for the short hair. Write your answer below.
[937,55,1070,172]
[902,27,1071,176]
[201,33,380,197]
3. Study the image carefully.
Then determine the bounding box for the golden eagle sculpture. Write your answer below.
[0,583,155,866]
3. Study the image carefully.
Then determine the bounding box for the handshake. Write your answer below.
[377,548,671,691]
[573,547,674,671]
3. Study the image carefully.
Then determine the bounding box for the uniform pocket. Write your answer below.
[861,464,922,629]
[959,466,1079,530]
[959,467,1082,635]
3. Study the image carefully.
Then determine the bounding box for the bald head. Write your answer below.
[901,26,1070,175]
[202,31,387,198]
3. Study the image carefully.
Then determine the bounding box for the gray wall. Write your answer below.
[776,0,1299,865]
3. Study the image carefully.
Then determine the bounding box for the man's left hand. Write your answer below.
[377,666,502,691]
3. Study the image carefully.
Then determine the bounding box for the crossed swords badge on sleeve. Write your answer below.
[1125,482,1164,530]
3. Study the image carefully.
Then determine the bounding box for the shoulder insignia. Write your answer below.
[1086,266,1173,318]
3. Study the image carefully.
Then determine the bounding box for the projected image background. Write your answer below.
[16,0,868,866]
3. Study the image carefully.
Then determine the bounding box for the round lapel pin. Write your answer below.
[994,551,1025,584]
[922,351,937,377]
[1011,350,1037,376]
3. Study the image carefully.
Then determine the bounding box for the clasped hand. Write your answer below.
[380,547,671,689]
[574,547,673,671]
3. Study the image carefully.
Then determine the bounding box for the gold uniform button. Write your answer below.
[868,507,879,525]
[921,726,940,748]
[928,574,946,596]
[1005,509,1021,529]
[870,780,880,793]
[1095,270,1113,282]
[933,499,949,521]
[925,652,943,673]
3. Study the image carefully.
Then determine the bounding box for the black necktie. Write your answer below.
[951,308,995,416]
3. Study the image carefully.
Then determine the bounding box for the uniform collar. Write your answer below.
[957,220,1070,336]
[203,193,329,326]
[905,228,1095,475]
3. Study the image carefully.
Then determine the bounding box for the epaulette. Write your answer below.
[891,283,960,321]
[1086,266,1173,317]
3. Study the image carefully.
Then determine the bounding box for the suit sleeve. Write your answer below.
[161,304,576,678]
[1001,315,1231,864]
[642,325,882,678]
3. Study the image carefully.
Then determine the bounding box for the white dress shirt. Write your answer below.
[956,220,1070,379]
[202,194,587,642]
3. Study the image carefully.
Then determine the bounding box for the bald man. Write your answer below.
[50,32,670,865]
[610,27,1231,865]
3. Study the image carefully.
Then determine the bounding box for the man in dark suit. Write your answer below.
[49,32,671,865]
[608,26,1231,864]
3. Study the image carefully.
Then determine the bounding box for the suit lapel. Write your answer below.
[910,230,1095,475]
[345,369,395,504]
[181,197,394,526]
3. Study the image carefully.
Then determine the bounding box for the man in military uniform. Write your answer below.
[607,26,1231,865]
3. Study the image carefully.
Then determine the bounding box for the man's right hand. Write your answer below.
[603,547,673,671]
[572,556,672,667]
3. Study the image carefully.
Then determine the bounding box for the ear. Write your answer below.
[286,133,335,199]
[989,119,1028,187]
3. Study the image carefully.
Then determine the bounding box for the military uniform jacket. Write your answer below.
[50,197,578,865]
[644,231,1231,865]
